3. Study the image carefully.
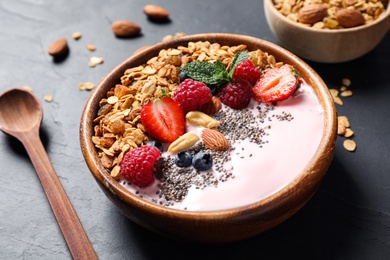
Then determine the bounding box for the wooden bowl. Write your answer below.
[264,0,390,63]
[80,33,337,243]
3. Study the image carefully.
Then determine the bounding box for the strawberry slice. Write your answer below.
[253,64,299,103]
[140,96,185,143]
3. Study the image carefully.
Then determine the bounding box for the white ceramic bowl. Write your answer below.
[264,0,390,63]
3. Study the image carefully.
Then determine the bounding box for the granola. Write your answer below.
[273,0,389,29]
[92,41,279,178]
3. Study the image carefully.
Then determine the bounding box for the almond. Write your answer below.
[112,20,141,37]
[336,8,365,28]
[298,4,328,24]
[47,37,68,57]
[199,96,222,115]
[201,129,229,151]
[143,5,170,20]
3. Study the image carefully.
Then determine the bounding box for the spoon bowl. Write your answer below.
[0,88,42,135]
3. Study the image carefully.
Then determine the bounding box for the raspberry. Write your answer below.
[120,145,161,187]
[173,79,212,113]
[218,79,253,109]
[232,59,261,86]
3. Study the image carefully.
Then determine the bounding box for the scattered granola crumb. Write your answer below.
[21,86,33,92]
[340,89,353,97]
[338,115,356,152]
[44,94,53,102]
[343,139,357,152]
[342,78,351,87]
[162,32,186,42]
[72,31,82,40]
[86,44,96,51]
[344,128,354,138]
[338,115,350,128]
[88,56,104,67]
[330,78,353,105]
[334,78,357,152]
[78,82,95,91]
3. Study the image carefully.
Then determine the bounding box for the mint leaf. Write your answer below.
[181,61,231,86]
[212,60,231,84]
[228,51,250,77]
[181,52,251,86]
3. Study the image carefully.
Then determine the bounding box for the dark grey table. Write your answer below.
[1,0,389,259]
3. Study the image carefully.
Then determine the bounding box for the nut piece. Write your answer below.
[199,96,222,115]
[201,129,229,151]
[112,20,141,37]
[48,37,68,57]
[298,4,328,24]
[186,111,220,129]
[167,132,200,154]
[143,5,170,20]
[336,9,365,28]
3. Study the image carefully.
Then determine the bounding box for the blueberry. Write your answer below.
[174,151,193,167]
[192,152,213,171]
[207,84,223,95]
[146,140,164,153]
[180,71,189,82]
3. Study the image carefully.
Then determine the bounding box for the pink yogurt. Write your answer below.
[120,81,324,211]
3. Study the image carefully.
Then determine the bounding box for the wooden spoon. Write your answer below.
[0,88,97,260]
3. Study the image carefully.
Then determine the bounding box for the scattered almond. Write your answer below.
[199,96,222,115]
[144,4,170,20]
[201,129,229,151]
[336,8,365,28]
[298,4,328,24]
[47,37,68,57]
[112,20,141,38]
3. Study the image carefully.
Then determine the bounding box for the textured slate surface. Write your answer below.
[1,0,389,259]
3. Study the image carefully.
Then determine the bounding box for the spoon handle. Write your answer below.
[21,129,98,260]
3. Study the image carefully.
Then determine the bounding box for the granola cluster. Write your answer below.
[273,0,388,29]
[92,41,280,178]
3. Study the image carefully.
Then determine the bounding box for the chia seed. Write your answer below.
[144,102,294,208]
